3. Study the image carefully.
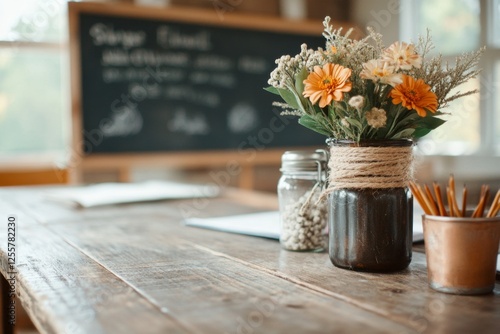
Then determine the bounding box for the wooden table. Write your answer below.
[0,186,499,334]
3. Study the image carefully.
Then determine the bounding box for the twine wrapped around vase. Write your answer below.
[322,144,414,197]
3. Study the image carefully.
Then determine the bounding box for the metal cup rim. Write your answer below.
[422,214,500,223]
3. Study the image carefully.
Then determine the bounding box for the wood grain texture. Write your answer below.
[185,229,500,333]
[1,187,499,333]
[49,200,500,333]
[49,221,414,333]
[0,222,188,333]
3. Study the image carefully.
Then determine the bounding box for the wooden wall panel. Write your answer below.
[307,0,351,21]
[169,0,351,20]
[0,169,68,186]
[170,0,280,16]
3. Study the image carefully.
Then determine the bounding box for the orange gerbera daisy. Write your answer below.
[390,75,438,117]
[303,63,352,108]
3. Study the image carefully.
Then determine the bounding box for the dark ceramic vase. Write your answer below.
[327,139,413,272]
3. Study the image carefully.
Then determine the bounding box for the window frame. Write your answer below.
[0,0,116,166]
[0,1,71,163]
[401,0,499,156]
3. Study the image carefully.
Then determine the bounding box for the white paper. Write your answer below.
[185,210,425,242]
[44,181,218,208]
[185,211,281,239]
[412,203,425,243]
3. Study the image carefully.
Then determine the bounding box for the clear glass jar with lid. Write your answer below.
[277,150,328,252]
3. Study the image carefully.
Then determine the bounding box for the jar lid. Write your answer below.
[280,150,328,172]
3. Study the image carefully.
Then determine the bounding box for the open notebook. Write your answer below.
[44,181,218,208]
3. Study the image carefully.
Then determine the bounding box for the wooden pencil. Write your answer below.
[419,184,438,216]
[412,178,499,219]
[409,181,431,215]
[486,190,500,218]
[424,184,439,216]
[449,175,461,217]
[446,187,455,217]
[433,182,447,216]
[461,185,467,217]
[472,185,489,218]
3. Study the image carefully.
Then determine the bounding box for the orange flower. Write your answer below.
[390,75,438,117]
[303,63,352,108]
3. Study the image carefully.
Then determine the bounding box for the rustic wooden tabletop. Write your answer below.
[0,186,499,334]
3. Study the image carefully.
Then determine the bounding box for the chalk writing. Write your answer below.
[168,108,210,135]
[157,26,212,51]
[227,103,259,133]
[77,9,326,153]
[238,56,267,74]
[194,54,233,71]
[90,23,146,49]
[165,85,220,108]
[100,106,143,137]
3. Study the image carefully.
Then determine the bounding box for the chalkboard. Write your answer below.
[69,3,333,157]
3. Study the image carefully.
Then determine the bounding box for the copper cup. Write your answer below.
[423,214,500,295]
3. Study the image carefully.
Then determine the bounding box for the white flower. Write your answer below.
[365,107,387,128]
[381,41,422,71]
[348,95,365,110]
[360,59,403,87]
[341,117,350,128]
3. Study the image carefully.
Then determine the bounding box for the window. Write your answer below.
[492,0,500,151]
[401,0,500,156]
[0,0,69,158]
[490,0,500,48]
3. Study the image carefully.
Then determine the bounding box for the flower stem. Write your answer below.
[386,108,402,137]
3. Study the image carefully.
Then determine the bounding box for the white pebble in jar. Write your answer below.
[279,190,327,251]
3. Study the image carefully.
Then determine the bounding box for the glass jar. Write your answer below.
[277,150,328,251]
[327,139,413,272]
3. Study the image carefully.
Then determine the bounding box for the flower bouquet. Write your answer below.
[266,17,482,142]
[267,17,483,272]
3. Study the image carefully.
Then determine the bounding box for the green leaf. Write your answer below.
[345,118,363,131]
[327,104,338,123]
[294,67,310,108]
[263,86,279,95]
[277,87,301,110]
[341,126,356,140]
[298,114,331,136]
[313,104,324,115]
[413,127,432,138]
[398,111,419,124]
[264,86,305,113]
[391,128,415,139]
[418,115,446,130]
[365,80,376,107]
[389,112,419,133]
[413,116,446,138]
[294,67,308,95]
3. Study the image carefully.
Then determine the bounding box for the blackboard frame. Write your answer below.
[68,2,359,185]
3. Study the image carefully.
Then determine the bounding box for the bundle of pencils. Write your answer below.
[409,175,500,218]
